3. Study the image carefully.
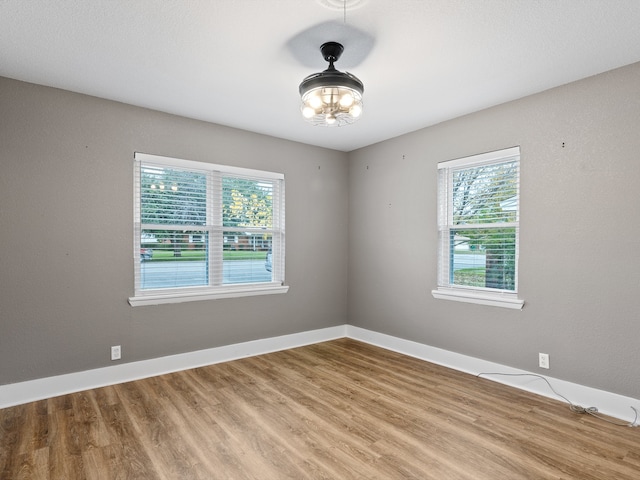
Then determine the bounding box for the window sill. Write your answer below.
[431,287,524,310]
[129,284,289,307]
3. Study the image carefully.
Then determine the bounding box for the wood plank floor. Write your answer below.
[1,338,639,479]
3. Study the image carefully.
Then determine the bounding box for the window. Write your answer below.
[129,153,287,306]
[432,146,523,309]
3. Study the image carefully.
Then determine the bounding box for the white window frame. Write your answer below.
[129,152,288,307]
[431,146,524,310]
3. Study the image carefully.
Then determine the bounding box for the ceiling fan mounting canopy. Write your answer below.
[320,41,344,63]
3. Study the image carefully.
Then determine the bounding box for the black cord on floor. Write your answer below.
[476,372,639,427]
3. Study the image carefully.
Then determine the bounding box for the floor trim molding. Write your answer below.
[0,325,347,409]
[2,324,638,425]
[346,325,639,425]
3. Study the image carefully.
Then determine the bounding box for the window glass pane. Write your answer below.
[141,166,207,225]
[452,160,518,226]
[450,227,516,290]
[140,229,208,289]
[222,232,272,284]
[222,176,273,229]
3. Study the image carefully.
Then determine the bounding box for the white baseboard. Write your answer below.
[346,325,639,425]
[0,325,347,409]
[2,324,638,426]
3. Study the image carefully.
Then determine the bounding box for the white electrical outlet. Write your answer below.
[539,352,549,369]
[111,345,122,361]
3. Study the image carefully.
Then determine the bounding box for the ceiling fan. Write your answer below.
[285,0,374,126]
[298,41,364,126]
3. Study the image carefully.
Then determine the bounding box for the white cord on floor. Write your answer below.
[476,372,639,427]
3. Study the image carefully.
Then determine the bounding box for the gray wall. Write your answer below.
[3,61,640,401]
[348,62,640,399]
[0,77,349,385]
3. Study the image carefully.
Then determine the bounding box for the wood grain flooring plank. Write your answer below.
[208,388,313,479]
[114,379,204,479]
[0,403,23,477]
[231,381,376,479]
[98,400,160,480]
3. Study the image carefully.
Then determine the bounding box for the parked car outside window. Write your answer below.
[265,250,272,272]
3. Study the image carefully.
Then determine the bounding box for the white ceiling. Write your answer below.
[2,0,640,152]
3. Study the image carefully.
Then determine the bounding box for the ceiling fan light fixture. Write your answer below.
[339,92,354,107]
[349,103,362,118]
[299,41,364,127]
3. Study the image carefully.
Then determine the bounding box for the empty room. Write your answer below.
[1,1,640,479]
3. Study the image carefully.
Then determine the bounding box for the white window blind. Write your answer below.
[433,146,523,309]
[130,153,287,306]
